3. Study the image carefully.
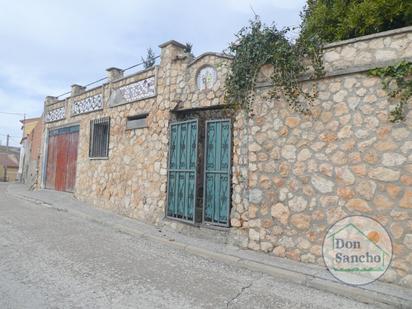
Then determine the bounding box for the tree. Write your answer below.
[142,48,156,69]
[300,0,412,43]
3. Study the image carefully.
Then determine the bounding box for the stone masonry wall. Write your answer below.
[42,41,232,224]
[230,27,412,287]
[40,27,412,287]
[24,118,44,188]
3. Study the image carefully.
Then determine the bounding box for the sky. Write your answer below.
[0,0,306,147]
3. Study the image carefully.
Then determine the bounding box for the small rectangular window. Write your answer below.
[89,117,110,158]
[126,113,148,130]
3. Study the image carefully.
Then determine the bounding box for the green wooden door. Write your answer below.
[203,119,231,226]
[166,120,198,223]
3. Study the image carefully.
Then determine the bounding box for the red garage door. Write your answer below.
[46,126,80,192]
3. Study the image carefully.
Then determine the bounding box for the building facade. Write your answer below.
[38,27,412,287]
[20,117,44,188]
[0,145,20,182]
[18,117,41,183]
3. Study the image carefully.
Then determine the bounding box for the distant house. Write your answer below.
[18,117,42,183]
[0,145,20,182]
[22,117,44,188]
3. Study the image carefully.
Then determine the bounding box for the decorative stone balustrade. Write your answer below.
[45,106,65,123]
[72,94,103,116]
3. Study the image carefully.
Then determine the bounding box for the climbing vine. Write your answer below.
[369,60,412,122]
[224,17,324,114]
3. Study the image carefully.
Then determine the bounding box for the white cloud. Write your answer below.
[0,64,67,97]
[0,89,41,146]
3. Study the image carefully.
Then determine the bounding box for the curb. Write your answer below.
[7,188,412,308]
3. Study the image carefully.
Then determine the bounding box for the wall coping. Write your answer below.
[324,25,412,49]
[45,98,66,107]
[254,56,412,89]
[188,52,233,67]
[159,40,186,49]
[59,84,104,103]
[45,27,412,109]
[108,65,157,85]
[45,66,158,109]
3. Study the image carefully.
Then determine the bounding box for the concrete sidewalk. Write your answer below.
[5,184,412,308]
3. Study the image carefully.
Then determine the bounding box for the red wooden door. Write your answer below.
[45,135,57,189]
[65,131,79,192]
[45,126,79,192]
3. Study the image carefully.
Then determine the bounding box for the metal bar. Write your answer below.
[55,56,160,98]
[123,56,160,71]
[201,170,226,174]
[184,171,189,219]
[173,171,179,218]
[192,119,199,223]
[175,124,181,217]
[165,121,172,218]
[4,134,9,182]
[184,122,190,219]
[89,119,94,157]
[215,121,222,222]
[57,91,71,98]
[202,121,208,225]
[84,77,108,88]
[166,123,176,218]
[203,119,232,227]
[166,119,198,223]
[89,117,110,158]
[225,120,232,226]
[97,121,101,156]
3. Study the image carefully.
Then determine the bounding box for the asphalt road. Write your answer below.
[0,183,373,309]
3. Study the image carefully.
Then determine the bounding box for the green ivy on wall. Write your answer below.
[224,17,324,114]
[369,61,412,122]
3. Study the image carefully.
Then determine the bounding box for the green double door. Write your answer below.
[167,120,198,222]
[167,119,231,226]
[203,120,231,226]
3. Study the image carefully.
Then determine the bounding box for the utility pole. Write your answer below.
[0,111,26,182]
[4,134,9,182]
[21,114,25,183]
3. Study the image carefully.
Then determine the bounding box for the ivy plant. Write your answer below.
[369,61,412,122]
[300,0,412,43]
[224,17,324,114]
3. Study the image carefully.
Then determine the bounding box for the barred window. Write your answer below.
[89,117,110,158]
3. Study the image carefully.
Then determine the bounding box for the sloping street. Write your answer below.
[0,183,374,308]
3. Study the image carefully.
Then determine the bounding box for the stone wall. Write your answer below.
[230,27,412,287]
[39,27,412,287]
[42,41,232,224]
[23,119,44,188]
[323,26,412,73]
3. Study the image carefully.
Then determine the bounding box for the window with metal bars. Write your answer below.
[89,117,110,158]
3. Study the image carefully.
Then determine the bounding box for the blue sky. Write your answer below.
[0,0,305,146]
